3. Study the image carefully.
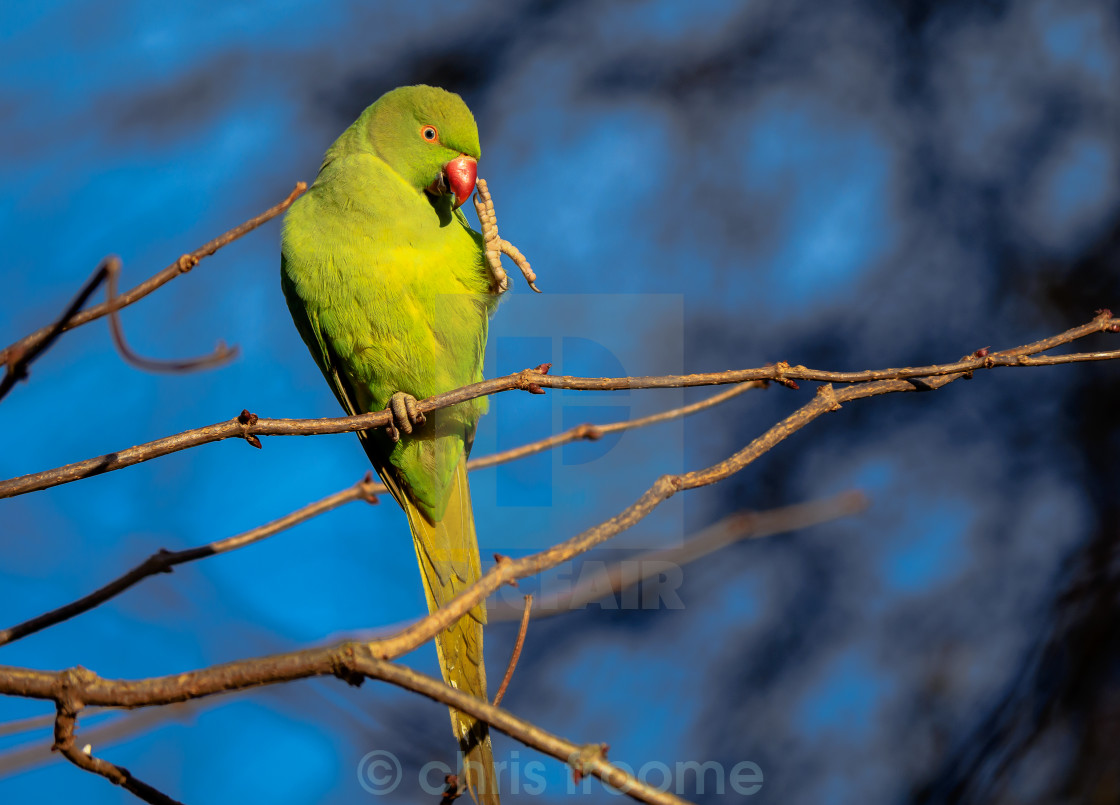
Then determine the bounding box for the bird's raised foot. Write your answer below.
[385,392,425,442]
[474,178,538,295]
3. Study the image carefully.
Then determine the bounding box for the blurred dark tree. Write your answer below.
[325,1,1120,800]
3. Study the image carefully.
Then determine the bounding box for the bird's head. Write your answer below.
[361,85,481,209]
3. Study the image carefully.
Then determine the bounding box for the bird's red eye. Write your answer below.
[421,125,438,142]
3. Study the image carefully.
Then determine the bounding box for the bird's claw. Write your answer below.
[386,392,425,442]
[489,262,510,294]
[474,178,539,295]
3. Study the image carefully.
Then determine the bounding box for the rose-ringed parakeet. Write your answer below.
[281,85,502,803]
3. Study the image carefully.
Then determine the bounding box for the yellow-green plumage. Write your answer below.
[281,85,500,803]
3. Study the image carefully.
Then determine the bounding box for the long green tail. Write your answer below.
[399,457,499,804]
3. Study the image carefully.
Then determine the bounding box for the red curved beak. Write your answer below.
[436,156,477,209]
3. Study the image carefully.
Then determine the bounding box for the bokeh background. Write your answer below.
[2,1,1119,803]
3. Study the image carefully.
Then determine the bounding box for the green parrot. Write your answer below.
[281,85,501,803]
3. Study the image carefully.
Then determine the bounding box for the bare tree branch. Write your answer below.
[467,380,763,471]
[0,260,111,403]
[3,312,1117,500]
[0,475,381,647]
[492,594,532,707]
[353,318,1120,663]
[3,316,1120,804]
[0,704,194,775]
[329,490,867,639]
[2,317,1113,696]
[0,321,1114,665]
[0,182,306,370]
[7,658,691,805]
[6,133,1111,805]
[53,705,184,805]
[104,257,238,373]
[0,384,757,645]
[490,489,869,621]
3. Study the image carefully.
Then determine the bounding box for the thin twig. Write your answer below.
[336,490,866,637]
[492,595,532,707]
[2,318,1111,706]
[0,183,306,369]
[355,316,1120,662]
[0,386,751,645]
[0,260,111,403]
[0,705,194,777]
[10,657,690,805]
[358,656,682,803]
[3,317,1120,803]
[3,312,1116,500]
[104,257,239,373]
[0,474,380,647]
[0,386,749,643]
[489,490,868,621]
[467,381,762,472]
[53,704,184,805]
